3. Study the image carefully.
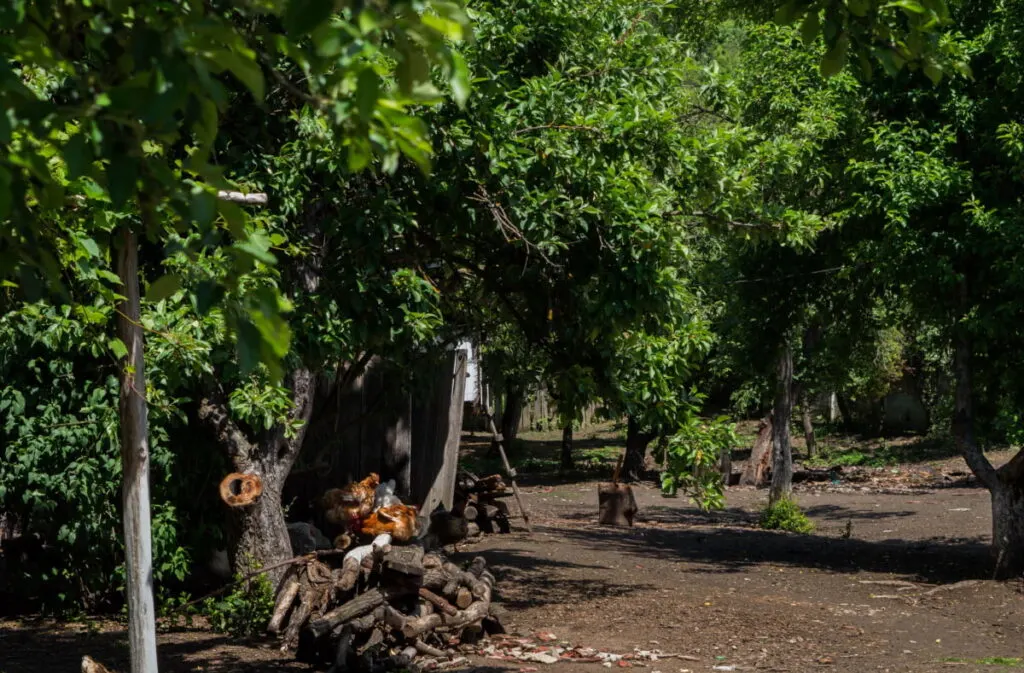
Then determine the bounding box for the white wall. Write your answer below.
[460,339,479,402]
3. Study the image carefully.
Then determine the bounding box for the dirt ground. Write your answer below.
[3,433,1023,673]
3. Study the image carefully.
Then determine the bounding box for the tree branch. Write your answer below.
[198,395,256,470]
[998,447,1024,484]
[275,368,317,479]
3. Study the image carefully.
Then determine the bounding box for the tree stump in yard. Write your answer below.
[598,483,638,526]
[598,454,638,526]
[739,415,773,486]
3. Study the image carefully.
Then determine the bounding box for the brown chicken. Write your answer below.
[321,472,380,531]
[360,503,419,542]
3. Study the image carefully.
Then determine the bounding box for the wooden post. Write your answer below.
[485,411,531,532]
[116,226,159,673]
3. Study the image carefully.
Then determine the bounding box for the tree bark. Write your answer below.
[801,389,816,459]
[560,424,573,472]
[199,369,316,588]
[622,416,654,483]
[990,472,1024,577]
[950,325,1024,575]
[500,386,524,452]
[116,226,159,673]
[769,343,794,505]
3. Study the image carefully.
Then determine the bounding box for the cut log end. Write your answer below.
[218,472,263,507]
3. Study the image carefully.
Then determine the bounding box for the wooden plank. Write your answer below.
[115,227,159,673]
[413,350,467,515]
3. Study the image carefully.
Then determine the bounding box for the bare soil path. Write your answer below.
[2,443,1022,673]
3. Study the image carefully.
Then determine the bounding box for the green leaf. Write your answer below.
[922,59,943,84]
[848,0,871,16]
[235,318,262,376]
[194,280,225,315]
[190,189,217,227]
[886,0,926,14]
[800,11,821,46]
[284,0,335,36]
[355,69,380,120]
[146,274,181,302]
[215,51,266,102]
[63,134,92,180]
[79,236,101,259]
[233,233,277,266]
[773,0,800,26]
[106,154,138,209]
[819,33,850,78]
[109,338,129,359]
[358,8,378,33]
[347,138,372,172]
[449,51,470,107]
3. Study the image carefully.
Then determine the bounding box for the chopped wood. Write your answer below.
[468,556,487,578]
[384,545,425,576]
[415,640,448,657]
[455,587,473,610]
[283,591,314,650]
[268,576,301,634]
[419,587,459,616]
[308,588,390,639]
[272,495,499,671]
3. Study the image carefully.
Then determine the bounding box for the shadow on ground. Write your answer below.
[450,548,655,610]
[519,504,994,585]
[0,621,301,673]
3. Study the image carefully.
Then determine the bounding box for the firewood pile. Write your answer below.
[271,543,502,671]
[452,471,512,536]
[265,472,504,672]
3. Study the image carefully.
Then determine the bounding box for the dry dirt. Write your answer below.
[2,450,1023,673]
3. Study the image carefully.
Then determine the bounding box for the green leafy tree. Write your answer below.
[0,2,470,669]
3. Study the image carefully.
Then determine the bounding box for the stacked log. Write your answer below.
[271,542,503,672]
[453,472,512,535]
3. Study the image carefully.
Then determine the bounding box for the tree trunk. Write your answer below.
[200,369,316,588]
[740,416,773,486]
[801,389,816,459]
[622,416,653,483]
[769,343,794,505]
[500,387,524,452]
[116,227,159,673]
[991,475,1024,576]
[560,424,573,472]
[950,321,1024,576]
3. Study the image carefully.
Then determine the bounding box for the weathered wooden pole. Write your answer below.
[484,411,531,532]
[116,226,159,673]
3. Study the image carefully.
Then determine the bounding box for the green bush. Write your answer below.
[0,304,226,614]
[202,571,276,639]
[759,498,814,534]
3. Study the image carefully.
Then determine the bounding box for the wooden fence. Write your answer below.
[284,350,468,516]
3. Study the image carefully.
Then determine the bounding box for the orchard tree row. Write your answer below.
[2,0,1024,669]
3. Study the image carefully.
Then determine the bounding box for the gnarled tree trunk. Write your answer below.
[199,370,316,588]
[622,416,654,483]
[769,343,794,505]
[952,327,1024,576]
